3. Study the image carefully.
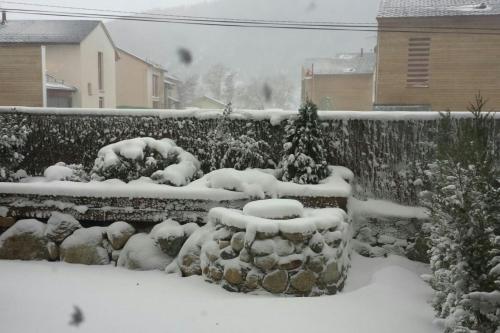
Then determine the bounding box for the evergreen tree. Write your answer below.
[280,100,328,184]
[421,94,499,333]
[0,117,29,181]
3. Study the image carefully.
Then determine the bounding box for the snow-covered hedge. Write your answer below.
[1,109,499,204]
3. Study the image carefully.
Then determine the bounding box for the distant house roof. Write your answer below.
[0,20,105,44]
[304,53,376,76]
[378,0,500,18]
[117,48,166,72]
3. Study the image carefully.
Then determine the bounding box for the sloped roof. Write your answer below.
[0,20,101,43]
[304,53,376,75]
[378,0,500,18]
[117,48,166,71]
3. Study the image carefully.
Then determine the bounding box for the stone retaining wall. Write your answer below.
[0,193,348,227]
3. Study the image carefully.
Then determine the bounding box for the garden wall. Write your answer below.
[1,107,499,205]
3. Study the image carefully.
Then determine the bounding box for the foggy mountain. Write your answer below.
[107,0,381,108]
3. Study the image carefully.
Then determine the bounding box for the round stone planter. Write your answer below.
[200,199,352,296]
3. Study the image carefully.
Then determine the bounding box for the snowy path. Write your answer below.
[0,254,441,333]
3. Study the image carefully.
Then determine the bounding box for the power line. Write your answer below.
[0,0,379,26]
[3,0,500,33]
[2,7,500,36]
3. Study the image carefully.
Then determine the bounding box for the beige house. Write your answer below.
[0,20,117,108]
[301,52,376,111]
[116,48,166,109]
[164,74,182,109]
[375,0,500,111]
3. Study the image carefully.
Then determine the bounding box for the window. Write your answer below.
[407,37,431,88]
[153,101,160,109]
[87,82,92,96]
[152,74,159,98]
[99,97,104,108]
[98,51,104,91]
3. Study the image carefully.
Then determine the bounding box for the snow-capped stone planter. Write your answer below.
[199,199,352,296]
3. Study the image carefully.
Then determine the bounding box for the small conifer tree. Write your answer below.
[280,100,328,184]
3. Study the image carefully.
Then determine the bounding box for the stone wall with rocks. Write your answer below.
[350,206,431,263]
[0,212,198,269]
[0,193,348,226]
[187,202,352,296]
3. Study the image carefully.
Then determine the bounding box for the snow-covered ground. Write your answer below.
[0,254,440,333]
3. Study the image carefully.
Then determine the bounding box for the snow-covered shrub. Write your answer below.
[203,103,275,171]
[44,162,89,182]
[421,100,499,333]
[280,100,328,184]
[91,138,201,185]
[220,134,274,170]
[0,117,29,181]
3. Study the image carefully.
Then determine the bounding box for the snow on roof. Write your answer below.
[0,20,101,44]
[304,53,376,75]
[378,0,500,18]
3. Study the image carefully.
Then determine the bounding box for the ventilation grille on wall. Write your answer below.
[407,37,431,88]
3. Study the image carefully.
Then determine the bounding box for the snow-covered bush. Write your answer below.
[0,117,29,181]
[203,103,275,171]
[91,138,201,185]
[44,162,89,182]
[220,134,274,170]
[421,100,499,333]
[280,100,328,184]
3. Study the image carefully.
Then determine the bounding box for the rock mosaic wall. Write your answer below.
[195,205,352,296]
[1,109,498,205]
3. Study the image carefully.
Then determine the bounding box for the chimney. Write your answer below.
[360,48,364,57]
[1,11,6,25]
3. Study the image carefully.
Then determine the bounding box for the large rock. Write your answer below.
[106,221,136,250]
[150,220,186,257]
[45,212,82,243]
[290,270,316,293]
[224,266,244,285]
[175,225,215,276]
[0,219,50,260]
[262,270,288,294]
[60,227,109,265]
[117,233,172,270]
[319,261,341,285]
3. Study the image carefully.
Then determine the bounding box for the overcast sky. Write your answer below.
[5,0,208,19]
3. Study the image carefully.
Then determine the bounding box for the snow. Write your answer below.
[61,227,105,248]
[0,206,8,217]
[0,165,352,201]
[0,219,45,246]
[205,169,278,199]
[44,164,74,181]
[348,197,429,220]
[243,199,304,219]
[4,106,498,121]
[209,207,346,235]
[117,233,173,271]
[0,253,440,333]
